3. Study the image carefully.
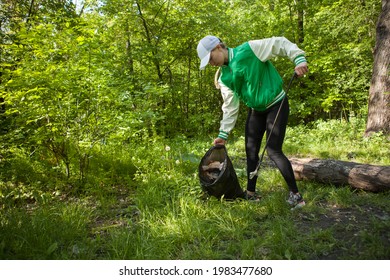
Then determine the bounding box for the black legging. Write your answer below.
[245,97,298,193]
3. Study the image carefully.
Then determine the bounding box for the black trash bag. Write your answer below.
[198,145,245,200]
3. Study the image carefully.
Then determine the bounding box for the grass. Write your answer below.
[0,118,389,260]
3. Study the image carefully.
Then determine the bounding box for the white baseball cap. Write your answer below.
[197,35,220,70]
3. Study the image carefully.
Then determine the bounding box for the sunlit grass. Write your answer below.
[0,202,95,259]
[284,119,389,165]
[0,118,389,260]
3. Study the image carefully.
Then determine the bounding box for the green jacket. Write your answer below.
[217,37,307,140]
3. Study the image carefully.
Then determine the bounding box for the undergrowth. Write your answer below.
[0,119,389,260]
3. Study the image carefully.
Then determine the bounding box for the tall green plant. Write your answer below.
[1,12,125,181]
[301,0,380,121]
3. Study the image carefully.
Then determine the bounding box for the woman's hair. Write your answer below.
[214,68,221,90]
[217,38,227,49]
[214,38,226,90]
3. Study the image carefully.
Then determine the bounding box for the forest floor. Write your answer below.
[295,201,390,259]
[86,183,390,260]
[1,129,389,260]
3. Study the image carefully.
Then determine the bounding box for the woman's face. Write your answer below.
[209,45,227,67]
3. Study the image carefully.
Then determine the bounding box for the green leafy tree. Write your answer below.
[0,0,385,187]
[98,0,232,137]
[1,2,126,181]
[297,0,380,121]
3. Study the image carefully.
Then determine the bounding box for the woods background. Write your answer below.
[1,0,390,262]
[0,0,388,183]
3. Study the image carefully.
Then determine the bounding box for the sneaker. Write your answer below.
[245,191,261,202]
[287,192,305,209]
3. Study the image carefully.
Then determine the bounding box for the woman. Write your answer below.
[197,35,308,207]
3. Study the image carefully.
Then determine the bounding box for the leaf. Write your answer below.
[284,249,292,260]
[46,242,58,256]
[76,36,85,45]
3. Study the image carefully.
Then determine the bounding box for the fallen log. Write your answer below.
[289,158,390,192]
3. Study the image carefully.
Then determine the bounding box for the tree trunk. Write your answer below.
[365,0,390,136]
[125,22,134,75]
[135,1,163,82]
[289,158,390,192]
[296,0,304,44]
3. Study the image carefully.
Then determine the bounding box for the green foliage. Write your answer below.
[0,0,388,261]
[0,202,95,259]
[299,0,380,120]
[1,117,389,260]
[284,117,390,165]
[1,0,383,173]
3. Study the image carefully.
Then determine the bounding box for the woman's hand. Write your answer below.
[213,138,226,146]
[295,62,308,77]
